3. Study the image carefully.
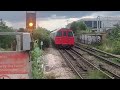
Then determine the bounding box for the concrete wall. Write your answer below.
[78,34,101,44]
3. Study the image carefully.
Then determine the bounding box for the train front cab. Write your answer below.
[55,30,74,49]
[62,30,74,48]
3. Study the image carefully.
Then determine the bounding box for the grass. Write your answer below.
[87,70,109,79]
[110,58,120,63]
[92,39,120,55]
[74,75,81,79]
[97,43,114,53]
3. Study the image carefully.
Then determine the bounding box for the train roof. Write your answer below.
[59,28,71,30]
[51,28,72,34]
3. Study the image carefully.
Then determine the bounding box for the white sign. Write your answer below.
[41,41,43,45]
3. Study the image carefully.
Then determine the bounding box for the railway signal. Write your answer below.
[29,22,33,27]
[26,11,36,33]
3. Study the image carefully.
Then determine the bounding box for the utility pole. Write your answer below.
[97,16,100,32]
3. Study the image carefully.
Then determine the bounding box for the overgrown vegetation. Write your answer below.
[32,27,50,50]
[31,41,44,79]
[96,25,120,55]
[111,58,120,63]
[87,70,109,79]
[68,21,89,35]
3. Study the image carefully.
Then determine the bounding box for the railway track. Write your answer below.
[59,49,118,79]
[74,42,120,79]
[59,49,84,79]
[74,45,120,69]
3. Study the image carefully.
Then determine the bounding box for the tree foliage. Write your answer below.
[69,21,78,34]
[78,21,87,30]
[32,27,50,49]
[69,21,87,34]
[0,20,15,49]
[108,25,120,40]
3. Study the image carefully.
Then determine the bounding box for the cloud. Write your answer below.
[36,11,120,31]
[5,16,80,31]
[81,11,120,18]
[5,21,13,27]
[37,17,80,31]
[5,20,25,29]
[50,14,66,19]
[4,11,120,31]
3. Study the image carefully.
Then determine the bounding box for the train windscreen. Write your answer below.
[56,31,62,37]
[68,31,73,37]
[63,31,66,36]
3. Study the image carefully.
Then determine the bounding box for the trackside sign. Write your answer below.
[0,52,30,79]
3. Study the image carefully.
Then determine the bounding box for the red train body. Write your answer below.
[51,28,75,48]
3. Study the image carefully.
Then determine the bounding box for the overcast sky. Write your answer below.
[1,11,120,31]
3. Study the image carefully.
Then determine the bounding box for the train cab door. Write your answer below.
[62,31,68,45]
[68,31,74,45]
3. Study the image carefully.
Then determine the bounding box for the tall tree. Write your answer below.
[69,21,78,33]
[78,21,87,30]
[69,21,87,34]
[32,27,50,49]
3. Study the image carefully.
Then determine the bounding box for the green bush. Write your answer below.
[31,44,44,79]
[38,36,50,49]
[33,27,50,49]
[88,70,109,79]
[96,38,120,55]
[112,41,120,54]
[94,25,120,55]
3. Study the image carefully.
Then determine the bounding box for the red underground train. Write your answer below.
[51,28,75,48]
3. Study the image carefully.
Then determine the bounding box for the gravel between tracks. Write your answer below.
[43,48,76,79]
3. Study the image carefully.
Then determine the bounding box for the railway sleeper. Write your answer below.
[59,50,84,79]
[76,59,88,71]
[65,50,77,61]
[70,48,115,79]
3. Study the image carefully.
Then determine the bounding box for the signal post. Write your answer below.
[26,11,36,49]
